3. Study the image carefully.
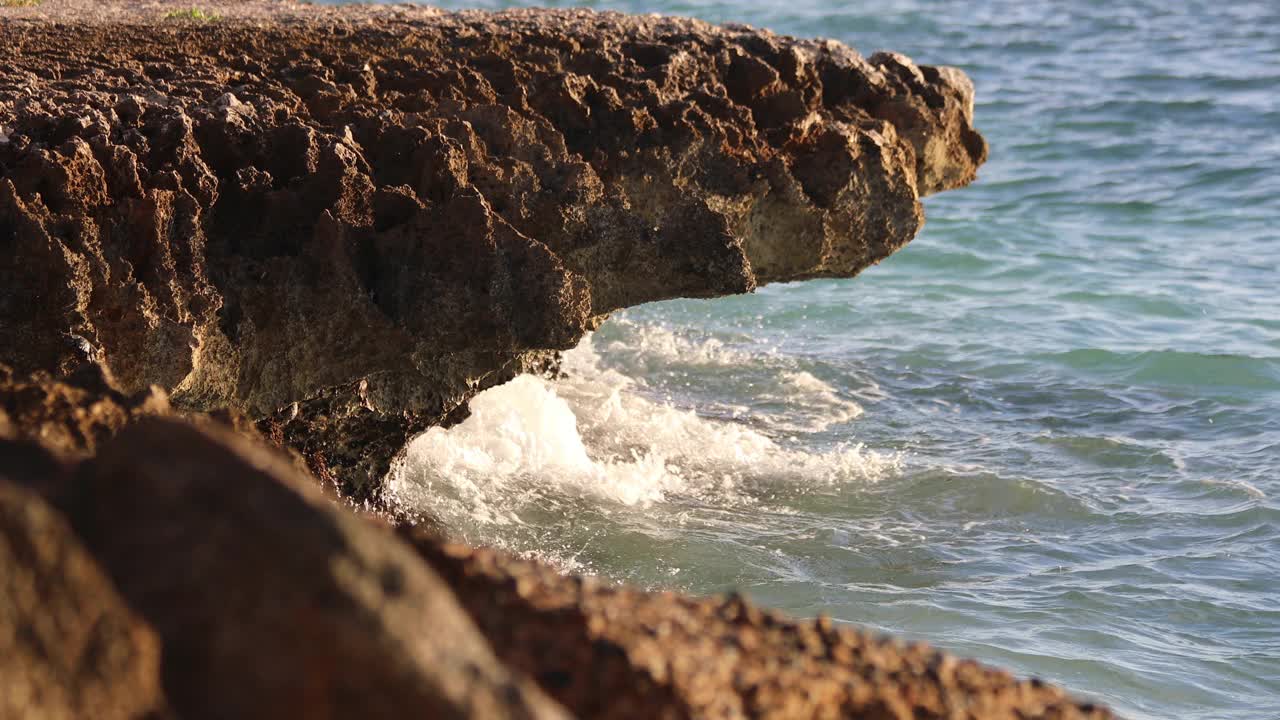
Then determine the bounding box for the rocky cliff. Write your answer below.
[0,2,985,502]
[0,4,1114,720]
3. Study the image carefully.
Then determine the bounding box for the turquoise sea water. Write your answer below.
[367,2,1280,717]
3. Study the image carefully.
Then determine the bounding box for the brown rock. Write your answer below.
[1,6,1119,719]
[0,364,170,462]
[403,529,1114,720]
[0,3,985,502]
[51,419,569,720]
[0,364,330,505]
[0,471,166,720]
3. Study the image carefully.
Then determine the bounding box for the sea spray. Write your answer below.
[385,330,899,560]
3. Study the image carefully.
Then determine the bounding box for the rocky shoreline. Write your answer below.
[1,2,1110,718]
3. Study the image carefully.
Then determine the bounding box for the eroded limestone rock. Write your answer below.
[0,7,1131,720]
[0,7,985,501]
[403,528,1114,720]
[0,364,170,462]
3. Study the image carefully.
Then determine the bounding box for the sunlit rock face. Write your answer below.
[0,7,1124,720]
[0,6,985,501]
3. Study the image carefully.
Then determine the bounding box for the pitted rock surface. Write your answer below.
[0,6,1124,719]
[0,3,985,501]
[0,364,170,463]
[404,529,1113,720]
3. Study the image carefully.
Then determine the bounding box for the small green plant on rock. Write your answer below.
[164,7,221,22]
[1,0,44,8]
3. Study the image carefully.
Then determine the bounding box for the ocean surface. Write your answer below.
[359,1,1278,717]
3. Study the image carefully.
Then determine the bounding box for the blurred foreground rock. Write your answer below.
[3,419,568,720]
[0,478,166,720]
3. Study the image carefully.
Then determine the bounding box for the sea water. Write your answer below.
[353,1,1279,717]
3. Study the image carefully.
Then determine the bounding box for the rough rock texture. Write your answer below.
[0,364,170,462]
[0,5,1112,720]
[19,418,568,720]
[0,2,985,501]
[0,476,167,720]
[403,529,1114,720]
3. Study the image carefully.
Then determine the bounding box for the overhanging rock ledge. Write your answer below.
[0,4,986,501]
[0,5,1124,720]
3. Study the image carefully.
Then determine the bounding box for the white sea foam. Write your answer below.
[595,317,757,370]
[385,332,898,530]
[1201,477,1267,500]
[597,319,866,433]
[760,370,864,432]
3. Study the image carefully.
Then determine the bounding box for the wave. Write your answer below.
[1035,348,1280,390]
[593,318,757,370]
[385,331,896,543]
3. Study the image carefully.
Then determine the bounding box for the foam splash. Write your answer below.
[386,332,897,532]
[1202,477,1267,500]
[762,370,865,432]
[595,317,756,370]
[597,319,867,433]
